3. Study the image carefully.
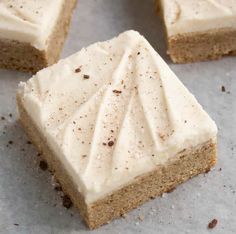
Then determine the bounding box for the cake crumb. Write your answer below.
[62,195,72,209]
[137,215,145,221]
[39,160,48,171]
[208,219,218,229]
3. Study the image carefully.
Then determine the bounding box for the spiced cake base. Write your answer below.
[168,28,236,64]
[0,0,77,73]
[17,95,217,229]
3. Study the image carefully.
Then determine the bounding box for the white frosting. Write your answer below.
[161,0,236,36]
[0,0,64,50]
[18,30,217,203]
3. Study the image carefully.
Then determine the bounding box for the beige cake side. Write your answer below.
[17,94,217,229]
[168,28,236,63]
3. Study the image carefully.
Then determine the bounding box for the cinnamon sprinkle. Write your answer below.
[108,141,114,147]
[113,90,122,94]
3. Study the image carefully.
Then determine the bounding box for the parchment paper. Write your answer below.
[0,0,235,233]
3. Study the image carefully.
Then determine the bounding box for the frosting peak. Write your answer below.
[19,30,217,202]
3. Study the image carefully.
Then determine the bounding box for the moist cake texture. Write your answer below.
[0,0,77,73]
[158,0,236,63]
[17,30,218,229]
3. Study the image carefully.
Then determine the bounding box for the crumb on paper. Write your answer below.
[137,215,145,221]
[208,219,218,229]
[221,86,225,92]
[39,160,48,171]
[62,195,72,209]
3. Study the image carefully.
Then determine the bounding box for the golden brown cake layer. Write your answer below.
[0,0,77,73]
[17,95,217,229]
[168,28,236,63]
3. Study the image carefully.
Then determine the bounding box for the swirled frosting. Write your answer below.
[160,0,236,36]
[0,0,64,50]
[18,31,217,203]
